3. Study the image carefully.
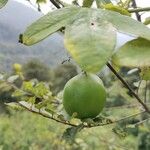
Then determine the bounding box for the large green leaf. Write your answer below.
[21,6,150,46]
[0,0,8,9]
[20,7,80,45]
[101,9,150,41]
[112,38,150,68]
[64,9,116,73]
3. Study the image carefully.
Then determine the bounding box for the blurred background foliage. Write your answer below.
[0,59,150,150]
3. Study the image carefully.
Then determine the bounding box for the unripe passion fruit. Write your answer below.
[63,73,106,119]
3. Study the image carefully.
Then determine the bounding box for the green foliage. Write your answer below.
[64,8,116,72]
[21,6,150,72]
[12,80,53,104]
[20,7,80,45]
[5,102,24,110]
[0,111,70,150]
[1,1,150,149]
[22,60,53,82]
[0,110,141,150]
[0,82,16,103]
[113,38,150,68]
[62,124,84,143]
[0,0,8,9]
[138,131,150,150]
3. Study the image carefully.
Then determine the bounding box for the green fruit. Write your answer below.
[63,73,106,119]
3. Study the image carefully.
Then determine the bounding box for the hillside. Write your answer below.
[0,0,67,72]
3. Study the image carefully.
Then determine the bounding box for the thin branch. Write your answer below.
[131,0,141,21]
[18,102,77,127]
[134,117,150,126]
[49,0,61,8]
[107,62,150,113]
[17,102,146,128]
[128,7,150,13]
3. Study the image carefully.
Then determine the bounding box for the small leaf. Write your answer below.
[22,81,34,92]
[28,97,36,104]
[5,102,24,110]
[113,38,150,68]
[21,7,80,45]
[112,126,128,138]
[62,124,84,143]
[12,89,25,97]
[0,0,8,9]
[65,8,116,72]
[7,75,19,83]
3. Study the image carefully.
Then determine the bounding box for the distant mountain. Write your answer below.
[0,0,68,72]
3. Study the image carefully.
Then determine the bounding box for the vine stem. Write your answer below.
[107,62,150,114]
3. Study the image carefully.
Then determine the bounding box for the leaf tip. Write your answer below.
[19,34,23,44]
